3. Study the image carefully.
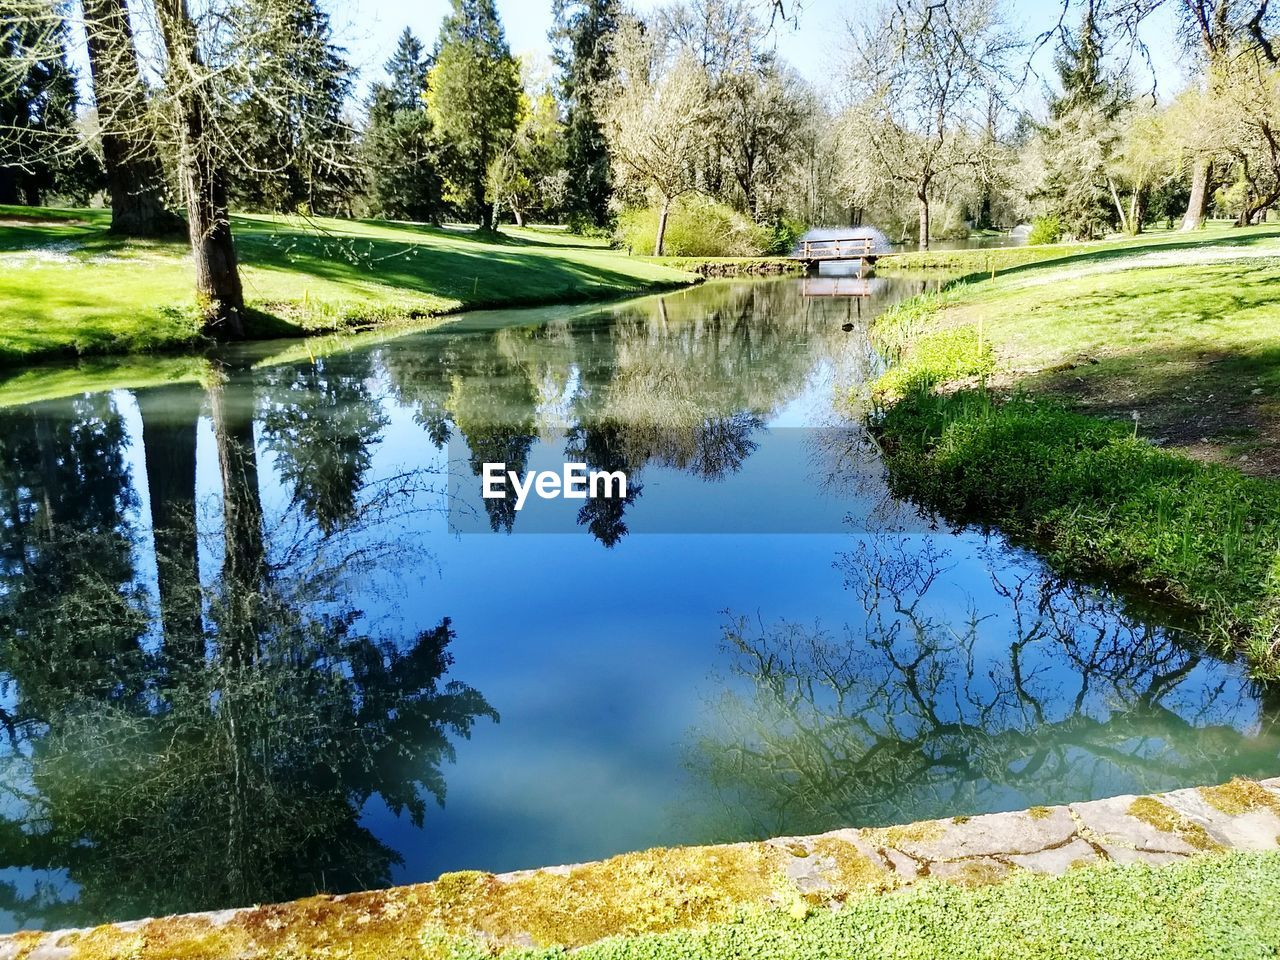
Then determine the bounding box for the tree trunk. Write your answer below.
[154,0,245,339]
[654,195,672,257]
[82,0,181,237]
[917,193,930,251]
[136,383,203,661]
[1181,157,1210,231]
[476,175,492,231]
[510,203,524,227]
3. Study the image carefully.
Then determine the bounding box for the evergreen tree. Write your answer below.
[362,28,445,222]
[426,0,521,230]
[1035,2,1131,239]
[551,0,620,229]
[0,9,98,205]
[225,0,359,215]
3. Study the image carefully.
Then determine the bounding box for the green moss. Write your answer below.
[811,838,896,895]
[1127,797,1221,851]
[873,820,946,848]
[1198,778,1280,817]
[1027,806,1053,821]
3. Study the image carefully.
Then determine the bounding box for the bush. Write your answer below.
[762,217,806,256]
[1027,214,1063,246]
[615,195,769,257]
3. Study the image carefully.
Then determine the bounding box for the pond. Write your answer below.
[0,277,1276,932]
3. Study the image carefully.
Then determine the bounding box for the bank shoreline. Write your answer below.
[2,777,1276,960]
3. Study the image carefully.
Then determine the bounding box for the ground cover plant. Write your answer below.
[864,228,1280,676]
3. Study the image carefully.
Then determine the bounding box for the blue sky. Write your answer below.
[332,0,1188,111]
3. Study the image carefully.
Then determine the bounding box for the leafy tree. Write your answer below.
[487,57,568,226]
[426,0,521,230]
[551,0,620,229]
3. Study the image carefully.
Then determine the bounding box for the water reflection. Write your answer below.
[688,537,1280,841]
[0,384,495,929]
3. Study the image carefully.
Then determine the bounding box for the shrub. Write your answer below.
[1027,214,1063,246]
[615,195,769,257]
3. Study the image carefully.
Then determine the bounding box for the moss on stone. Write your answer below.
[1127,797,1221,851]
[1027,806,1052,821]
[875,819,946,848]
[811,838,896,896]
[1198,778,1280,817]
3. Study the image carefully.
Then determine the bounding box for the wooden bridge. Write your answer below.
[791,235,889,275]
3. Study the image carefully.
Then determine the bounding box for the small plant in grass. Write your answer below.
[1027,213,1064,245]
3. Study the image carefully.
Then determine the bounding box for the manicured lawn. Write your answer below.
[863,226,1280,676]
[0,206,697,366]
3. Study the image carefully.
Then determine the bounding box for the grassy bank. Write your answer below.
[0,207,698,366]
[864,226,1280,675]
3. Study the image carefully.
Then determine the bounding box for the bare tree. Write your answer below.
[841,0,1017,250]
[599,18,712,254]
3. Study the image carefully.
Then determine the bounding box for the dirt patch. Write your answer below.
[1008,351,1280,478]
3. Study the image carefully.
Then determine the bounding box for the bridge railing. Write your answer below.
[798,236,876,260]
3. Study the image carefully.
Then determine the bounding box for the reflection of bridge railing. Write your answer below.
[801,277,875,298]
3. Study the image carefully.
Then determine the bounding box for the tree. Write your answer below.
[224,0,359,215]
[152,0,246,337]
[487,56,568,226]
[81,0,181,235]
[0,5,94,205]
[600,19,711,255]
[551,0,620,228]
[426,0,521,230]
[841,0,1015,250]
[363,28,445,222]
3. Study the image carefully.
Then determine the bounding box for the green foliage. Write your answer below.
[223,0,358,216]
[870,326,994,402]
[762,217,805,256]
[427,0,522,229]
[504,853,1280,960]
[551,0,620,229]
[874,387,1280,676]
[1027,213,1063,245]
[615,196,768,257]
[0,8,101,205]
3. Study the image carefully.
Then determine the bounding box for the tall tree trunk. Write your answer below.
[1181,157,1210,231]
[917,192,930,251]
[476,175,492,230]
[654,195,672,256]
[136,383,203,661]
[82,0,180,237]
[510,201,524,227]
[154,0,246,339]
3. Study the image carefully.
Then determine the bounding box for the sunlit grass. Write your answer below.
[0,206,697,366]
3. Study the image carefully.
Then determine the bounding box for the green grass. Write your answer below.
[877,221,1280,273]
[863,224,1280,676]
[510,852,1280,960]
[0,206,698,366]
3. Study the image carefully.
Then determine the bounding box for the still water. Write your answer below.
[0,277,1275,931]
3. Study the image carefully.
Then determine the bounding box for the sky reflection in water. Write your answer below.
[0,277,1275,932]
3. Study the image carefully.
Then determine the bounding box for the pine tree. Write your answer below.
[1036,1,1130,239]
[426,0,521,230]
[0,9,98,206]
[225,0,359,216]
[551,0,619,229]
[363,28,445,223]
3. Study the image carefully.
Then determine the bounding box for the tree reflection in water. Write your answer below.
[0,379,496,930]
[688,537,1280,841]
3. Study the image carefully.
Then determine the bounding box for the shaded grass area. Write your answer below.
[20,851,1280,959]
[864,226,1280,676]
[0,206,697,367]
